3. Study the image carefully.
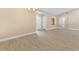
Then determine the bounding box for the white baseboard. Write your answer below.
[45,27,57,30]
[68,28,79,31]
[0,32,36,42]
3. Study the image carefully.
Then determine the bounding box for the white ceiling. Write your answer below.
[38,8,76,16]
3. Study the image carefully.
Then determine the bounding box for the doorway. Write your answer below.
[36,14,47,31]
[59,16,66,28]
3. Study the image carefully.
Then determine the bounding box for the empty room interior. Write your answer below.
[0,8,79,51]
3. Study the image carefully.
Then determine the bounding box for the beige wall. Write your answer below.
[68,9,79,29]
[57,9,79,29]
[0,8,36,39]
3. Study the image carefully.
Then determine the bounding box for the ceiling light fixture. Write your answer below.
[27,8,38,11]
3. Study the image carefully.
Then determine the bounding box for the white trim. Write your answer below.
[0,32,36,42]
[68,28,79,31]
[45,27,57,30]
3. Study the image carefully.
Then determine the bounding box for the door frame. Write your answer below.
[36,14,47,30]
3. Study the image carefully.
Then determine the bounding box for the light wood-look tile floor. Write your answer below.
[0,29,79,51]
